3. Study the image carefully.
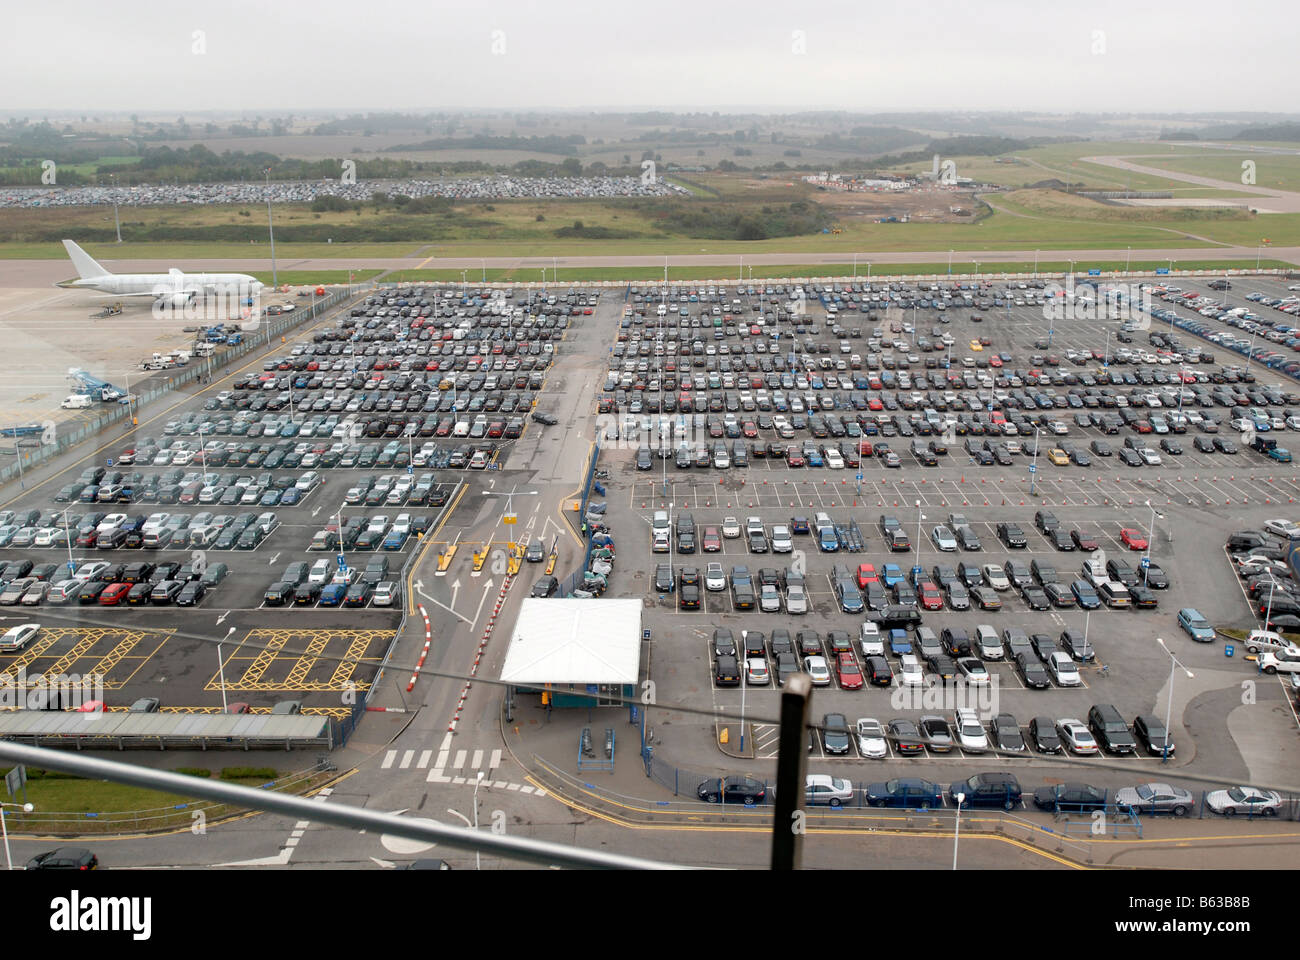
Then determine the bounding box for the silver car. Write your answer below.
[1114,782,1194,816]
[785,583,808,615]
[930,525,958,552]
[704,562,727,592]
[1206,785,1283,817]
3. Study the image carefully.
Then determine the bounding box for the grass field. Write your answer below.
[249,269,384,285]
[3,166,1299,265]
[0,767,329,835]
[383,259,1294,284]
[1127,153,1300,193]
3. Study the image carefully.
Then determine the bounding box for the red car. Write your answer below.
[868,396,884,411]
[918,581,944,611]
[1120,528,1149,550]
[836,652,863,690]
[856,563,879,589]
[1134,421,1153,434]
[702,527,722,552]
[1071,528,1100,551]
[989,356,1003,368]
[785,447,805,468]
[742,422,758,438]
[98,582,132,606]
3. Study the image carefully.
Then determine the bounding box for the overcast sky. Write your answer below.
[2,0,1294,115]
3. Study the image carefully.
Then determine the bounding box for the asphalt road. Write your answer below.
[1,245,1297,292]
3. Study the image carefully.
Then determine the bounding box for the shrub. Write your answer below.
[174,767,212,778]
[220,767,278,781]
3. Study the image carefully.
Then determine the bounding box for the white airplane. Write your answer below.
[58,239,264,311]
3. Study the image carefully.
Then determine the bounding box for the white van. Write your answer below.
[61,394,92,410]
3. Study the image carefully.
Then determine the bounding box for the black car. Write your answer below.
[653,564,675,593]
[990,713,1026,753]
[997,522,1027,548]
[1133,714,1175,757]
[176,580,206,606]
[1029,716,1063,753]
[679,582,701,609]
[697,775,765,805]
[712,628,737,658]
[264,582,294,606]
[531,576,558,598]
[821,713,851,755]
[714,654,741,686]
[1142,562,1170,589]
[25,847,98,871]
[1015,652,1051,689]
[1033,782,1107,813]
[865,777,943,809]
[950,772,1022,809]
[1059,630,1095,662]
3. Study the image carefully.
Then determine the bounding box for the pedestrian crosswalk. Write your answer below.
[379,733,546,796]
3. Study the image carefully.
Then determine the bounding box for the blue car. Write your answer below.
[318,583,348,607]
[382,530,408,551]
[1177,607,1216,642]
[1071,580,1102,610]
[259,489,282,506]
[280,487,302,506]
[881,564,904,588]
[806,448,824,468]
[866,778,943,809]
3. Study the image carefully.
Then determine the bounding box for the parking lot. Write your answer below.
[0,282,598,714]
[577,274,1300,802]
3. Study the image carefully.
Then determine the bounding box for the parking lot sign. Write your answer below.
[336,553,347,571]
[855,472,863,482]
[1140,556,1150,568]
[1088,269,1101,276]
[1028,464,1036,474]
[106,458,113,467]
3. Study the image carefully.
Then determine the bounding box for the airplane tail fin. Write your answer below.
[62,239,109,280]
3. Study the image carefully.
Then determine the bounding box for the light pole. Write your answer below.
[867,262,871,281]
[1167,258,1174,275]
[1029,427,1042,496]
[853,253,857,277]
[1126,246,1132,272]
[1155,638,1193,763]
[914,499,925,573]
[110,173,122,244]
[948,249,953,275]
[1033,249,1038,276]
[217,626,235,713]
[952,792,965,869]
[265,167,278,290]
[1143,500,1163,587]
[0,801,33,870]
[473,771,485,871]
[60,507,76,577]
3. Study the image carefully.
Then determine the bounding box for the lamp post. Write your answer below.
[1126,246,1132,272]
[1143,500,1164,587]
[480,259,486,283]
[473,771,485,871]
[265,167,278,290]
[110,173,122,244]
[853,253,857,277]
[952,792,965,869]
[948,249,953,275]
[1033,249,1038,276]
[0,801,33,870]
[914,499,925,573]
[1029,427,1042,496]
[1155,638,1193,763]
[217,626,235,714]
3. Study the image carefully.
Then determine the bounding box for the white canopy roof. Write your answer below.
[499,599,642,685]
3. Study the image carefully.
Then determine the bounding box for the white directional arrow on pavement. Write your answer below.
[414,580,469,623]
[216,610,230,626]
[267,553,280,566]
[369,857,396,869]
[473,579,495,626]
[451,578,461,607]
